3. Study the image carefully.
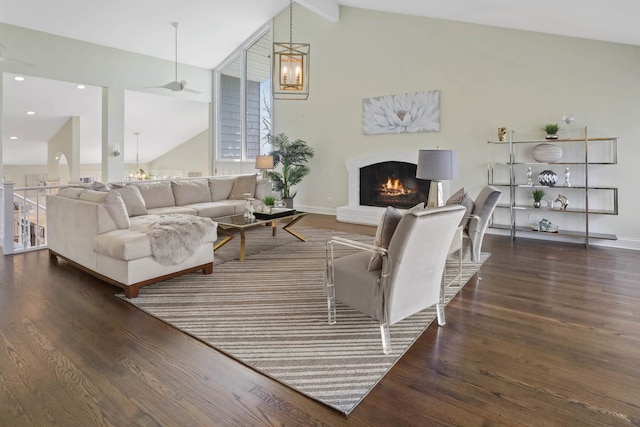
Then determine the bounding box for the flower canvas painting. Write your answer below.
[362,90,440,135]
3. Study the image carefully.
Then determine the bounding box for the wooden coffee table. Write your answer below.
[213,211,308,262]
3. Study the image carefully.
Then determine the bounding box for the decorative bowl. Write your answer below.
[532,143,563,163]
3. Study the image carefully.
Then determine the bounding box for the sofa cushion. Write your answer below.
[95,214,218,262]
[91,181,111,191]
[184,202,237,218]
[146,206,198,216]
[57,187,85,199]
[104,192,131,229]
[95,229,152,261]
[77,189,130,229]
[209,177,235,201]
[111,186,148,217]
[229,174,257,199]
[172,179,212,205]
[95,215,163,261]
[132,181,175,209]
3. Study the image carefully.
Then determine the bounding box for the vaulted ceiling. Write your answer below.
[2,0,639,167]
[2,0,639,70]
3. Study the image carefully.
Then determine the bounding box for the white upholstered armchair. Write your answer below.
[462,186,501,279]
[324,205,466,354]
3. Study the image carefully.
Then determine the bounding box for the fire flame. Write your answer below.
[379,177,411,196]
[385,178,401,191]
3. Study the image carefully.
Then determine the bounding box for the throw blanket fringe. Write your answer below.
[148,214,216,265]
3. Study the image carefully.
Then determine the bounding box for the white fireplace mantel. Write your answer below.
[337,151,419,225]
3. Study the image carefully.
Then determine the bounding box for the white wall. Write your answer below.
[150,130,210,177]
[273,6,640,248]
[0,22,212,182]
[47,117,79,181]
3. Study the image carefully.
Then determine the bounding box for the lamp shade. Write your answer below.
[416,150,458,181]
[255,155,274,170]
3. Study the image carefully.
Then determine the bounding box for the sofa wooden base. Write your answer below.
[49,250,214,298]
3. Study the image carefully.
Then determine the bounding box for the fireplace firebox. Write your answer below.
[359,161,430,209]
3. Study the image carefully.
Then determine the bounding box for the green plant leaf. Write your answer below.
[267,133,314,199]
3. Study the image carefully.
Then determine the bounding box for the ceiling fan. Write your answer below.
[144,22,201,94]
[0,43,36,66]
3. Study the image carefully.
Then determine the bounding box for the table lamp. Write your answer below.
[255,155,274,179]
[416,149,458,208]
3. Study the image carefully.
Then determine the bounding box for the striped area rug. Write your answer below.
[119,225,488,415]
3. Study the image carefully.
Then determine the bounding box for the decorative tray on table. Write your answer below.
[254,208,296,220]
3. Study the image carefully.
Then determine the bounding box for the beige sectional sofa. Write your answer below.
[46,174,271,298]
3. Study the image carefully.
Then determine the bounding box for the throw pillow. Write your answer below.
[103,191,131,229]
[171,179,211,205]
[91,181,111,192]
[446,187,465,205]
[459,194,475,228]
[111,186,148,217]
[131,181,175,209]
[367,202,425,271]
[367,207,402,271]
[446,188,474,228]
[229,174,257,200]
[209,176,236,201]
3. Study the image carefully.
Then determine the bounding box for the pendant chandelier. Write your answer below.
[273,0,310,100]
[130,132,147,181]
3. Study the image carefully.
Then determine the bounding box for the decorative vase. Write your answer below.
[532,143,563,163]
[498,127,507,142]
[283,198,294,209]
[533,201,541,208]
[545,134,559,140]
[538,170,558,187]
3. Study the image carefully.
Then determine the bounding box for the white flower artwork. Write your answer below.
[362,90,440,135]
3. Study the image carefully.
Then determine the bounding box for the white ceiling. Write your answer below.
[1,0,639,70]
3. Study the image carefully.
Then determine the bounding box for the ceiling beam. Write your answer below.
[296,0,340,23]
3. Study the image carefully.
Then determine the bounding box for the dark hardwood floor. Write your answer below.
[1,214,639,426]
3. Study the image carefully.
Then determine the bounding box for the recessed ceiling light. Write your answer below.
[77,84,86,89]
[9,136,18,140]
[26,111,35,115]
[14,76,25,81]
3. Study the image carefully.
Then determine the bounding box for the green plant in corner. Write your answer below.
[267,133,315,200]
[262,196,276,206]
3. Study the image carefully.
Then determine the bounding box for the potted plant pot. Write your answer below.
[543,123,560,140]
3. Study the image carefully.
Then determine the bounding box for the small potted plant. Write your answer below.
[263,196,276,206]
[543,123,560,140]
[532,188,545,208]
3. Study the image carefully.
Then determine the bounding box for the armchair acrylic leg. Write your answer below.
[436,303,446,326]
[380,323,392,354]
[325,241,337,325]
[326,276,336,326]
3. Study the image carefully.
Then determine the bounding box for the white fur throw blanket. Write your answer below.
[148,214,216,265]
